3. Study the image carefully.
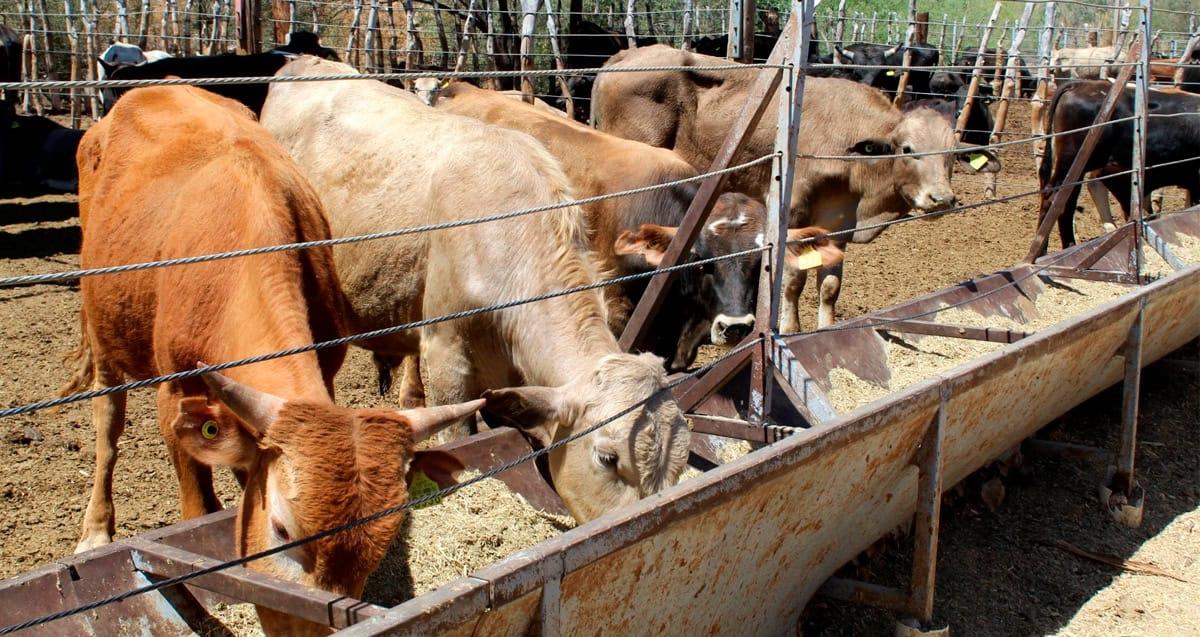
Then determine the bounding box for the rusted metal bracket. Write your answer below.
[878,320,1030,344]
[688,414,795,444]
[818,386,948,629]
[1040,266,1142,285]
[1143,224,1186,272]
[770,335,837,424]
[1026,35,1141,261]
[128,538,385,629]
[1100,297,1146,527]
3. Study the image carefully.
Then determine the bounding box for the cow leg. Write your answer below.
[1087,179,1118,233]
[1054,184,1084,249]
[76,363,127,553]
[419,326,481,444]
[817,263,844,329]
[780,267,808,334]
[157,384,220,519]
[397,355,426,409]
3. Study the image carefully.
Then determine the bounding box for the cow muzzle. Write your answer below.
[914,191,957,213]
[711,314,755,346]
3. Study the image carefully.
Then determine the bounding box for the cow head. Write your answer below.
[413,77,444,106]
[833,43,904,91]
[173,370,482,637]
[613,194,844,368]
[848,107,1000,216]
[481,353,688,522]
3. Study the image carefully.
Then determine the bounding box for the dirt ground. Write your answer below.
[1,100,1197,634]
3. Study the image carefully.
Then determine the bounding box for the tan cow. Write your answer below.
[1050,45,1127,80]
[260,57,689,523]
[592,45,999,330]
[68,85,482,636]
[432,80,701,331]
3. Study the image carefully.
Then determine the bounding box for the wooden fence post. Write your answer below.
[520,0,537,101]
[682,0,694,50]
[954,2,1002,144]
[832,0,846,46]
[1032,0,1055,172]
[892,0,917,105]
[543,0,573,117]
[985,1,1035,199]
[345,0,363,65]
[366,0,381,71]
[65,0,81,126]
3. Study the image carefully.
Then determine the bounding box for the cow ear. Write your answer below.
[172,397,259,470]
[785,227,844,270]
[956,147,1001,174]
[408,450,465,489]
[613,224,678,267]
[97,59,117,75]
[848,138,894,156]
[480,386,572,448]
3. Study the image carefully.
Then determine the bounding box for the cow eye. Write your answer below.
[596,450,618,469]
[902,145,914,155]
[271,517,291,542]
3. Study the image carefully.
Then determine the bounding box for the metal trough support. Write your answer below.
[1100,297,1146,527]
[818,385,949,634]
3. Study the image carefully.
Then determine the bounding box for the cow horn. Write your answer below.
[884,44,902,58]
[400,399,486,443]
[197,362,284,436]
[834,46,854,63]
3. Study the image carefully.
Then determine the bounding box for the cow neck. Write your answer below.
[503,288,618,388]
[216,256,334,404]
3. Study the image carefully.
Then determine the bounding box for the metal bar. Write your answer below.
[127,539,386,629]
[687,414,768,443]
[1114,298,1145,495]
[1075,222,1134,270]
[878,319,1030,344]
[1130,0,1150,282]
[751,0,810,425]
[1026,33,1142,261]
[1024,438,1112,463]
[672,342,754,412]
[618,14,796,352]
[771,365,824,428]
[819,577,911,614]
[771,335,838,423]
[1143,224,1186,272]
[1041,266,1141,285]
[908,387,946,623]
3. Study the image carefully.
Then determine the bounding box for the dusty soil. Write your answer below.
[0,100,1196,635]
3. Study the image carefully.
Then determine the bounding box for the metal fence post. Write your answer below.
[749,0,810,425]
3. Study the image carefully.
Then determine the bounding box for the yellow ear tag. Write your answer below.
[886,70,896,76]
[440,80,451,89]
[201,420,219,440]
[790,244,824,270]
[968,153,989,171]
[408,471,442,509]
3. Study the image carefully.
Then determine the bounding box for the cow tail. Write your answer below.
[60,310,95,401]
[1039,81,1072,189]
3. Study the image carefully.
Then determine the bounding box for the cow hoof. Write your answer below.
[75,533,113,554]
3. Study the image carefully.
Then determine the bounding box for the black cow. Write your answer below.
[830,40,940,98]
[0,101,84,195]
[933,48,1033,99]
[557,20,657,122]
[104,32,339,115]
[1039,80,1200,249]
[0,25,21,103]
[904,86,996,147]
[615,193,842,371]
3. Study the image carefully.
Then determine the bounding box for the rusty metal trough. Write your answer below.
[3,208,1197,636]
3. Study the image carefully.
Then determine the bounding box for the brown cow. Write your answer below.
[432,81,700,331]
[261,57,689,523]
[68,85,482,636]
[592,45,999,330]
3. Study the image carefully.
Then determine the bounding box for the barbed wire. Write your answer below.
[0,154,778,288]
